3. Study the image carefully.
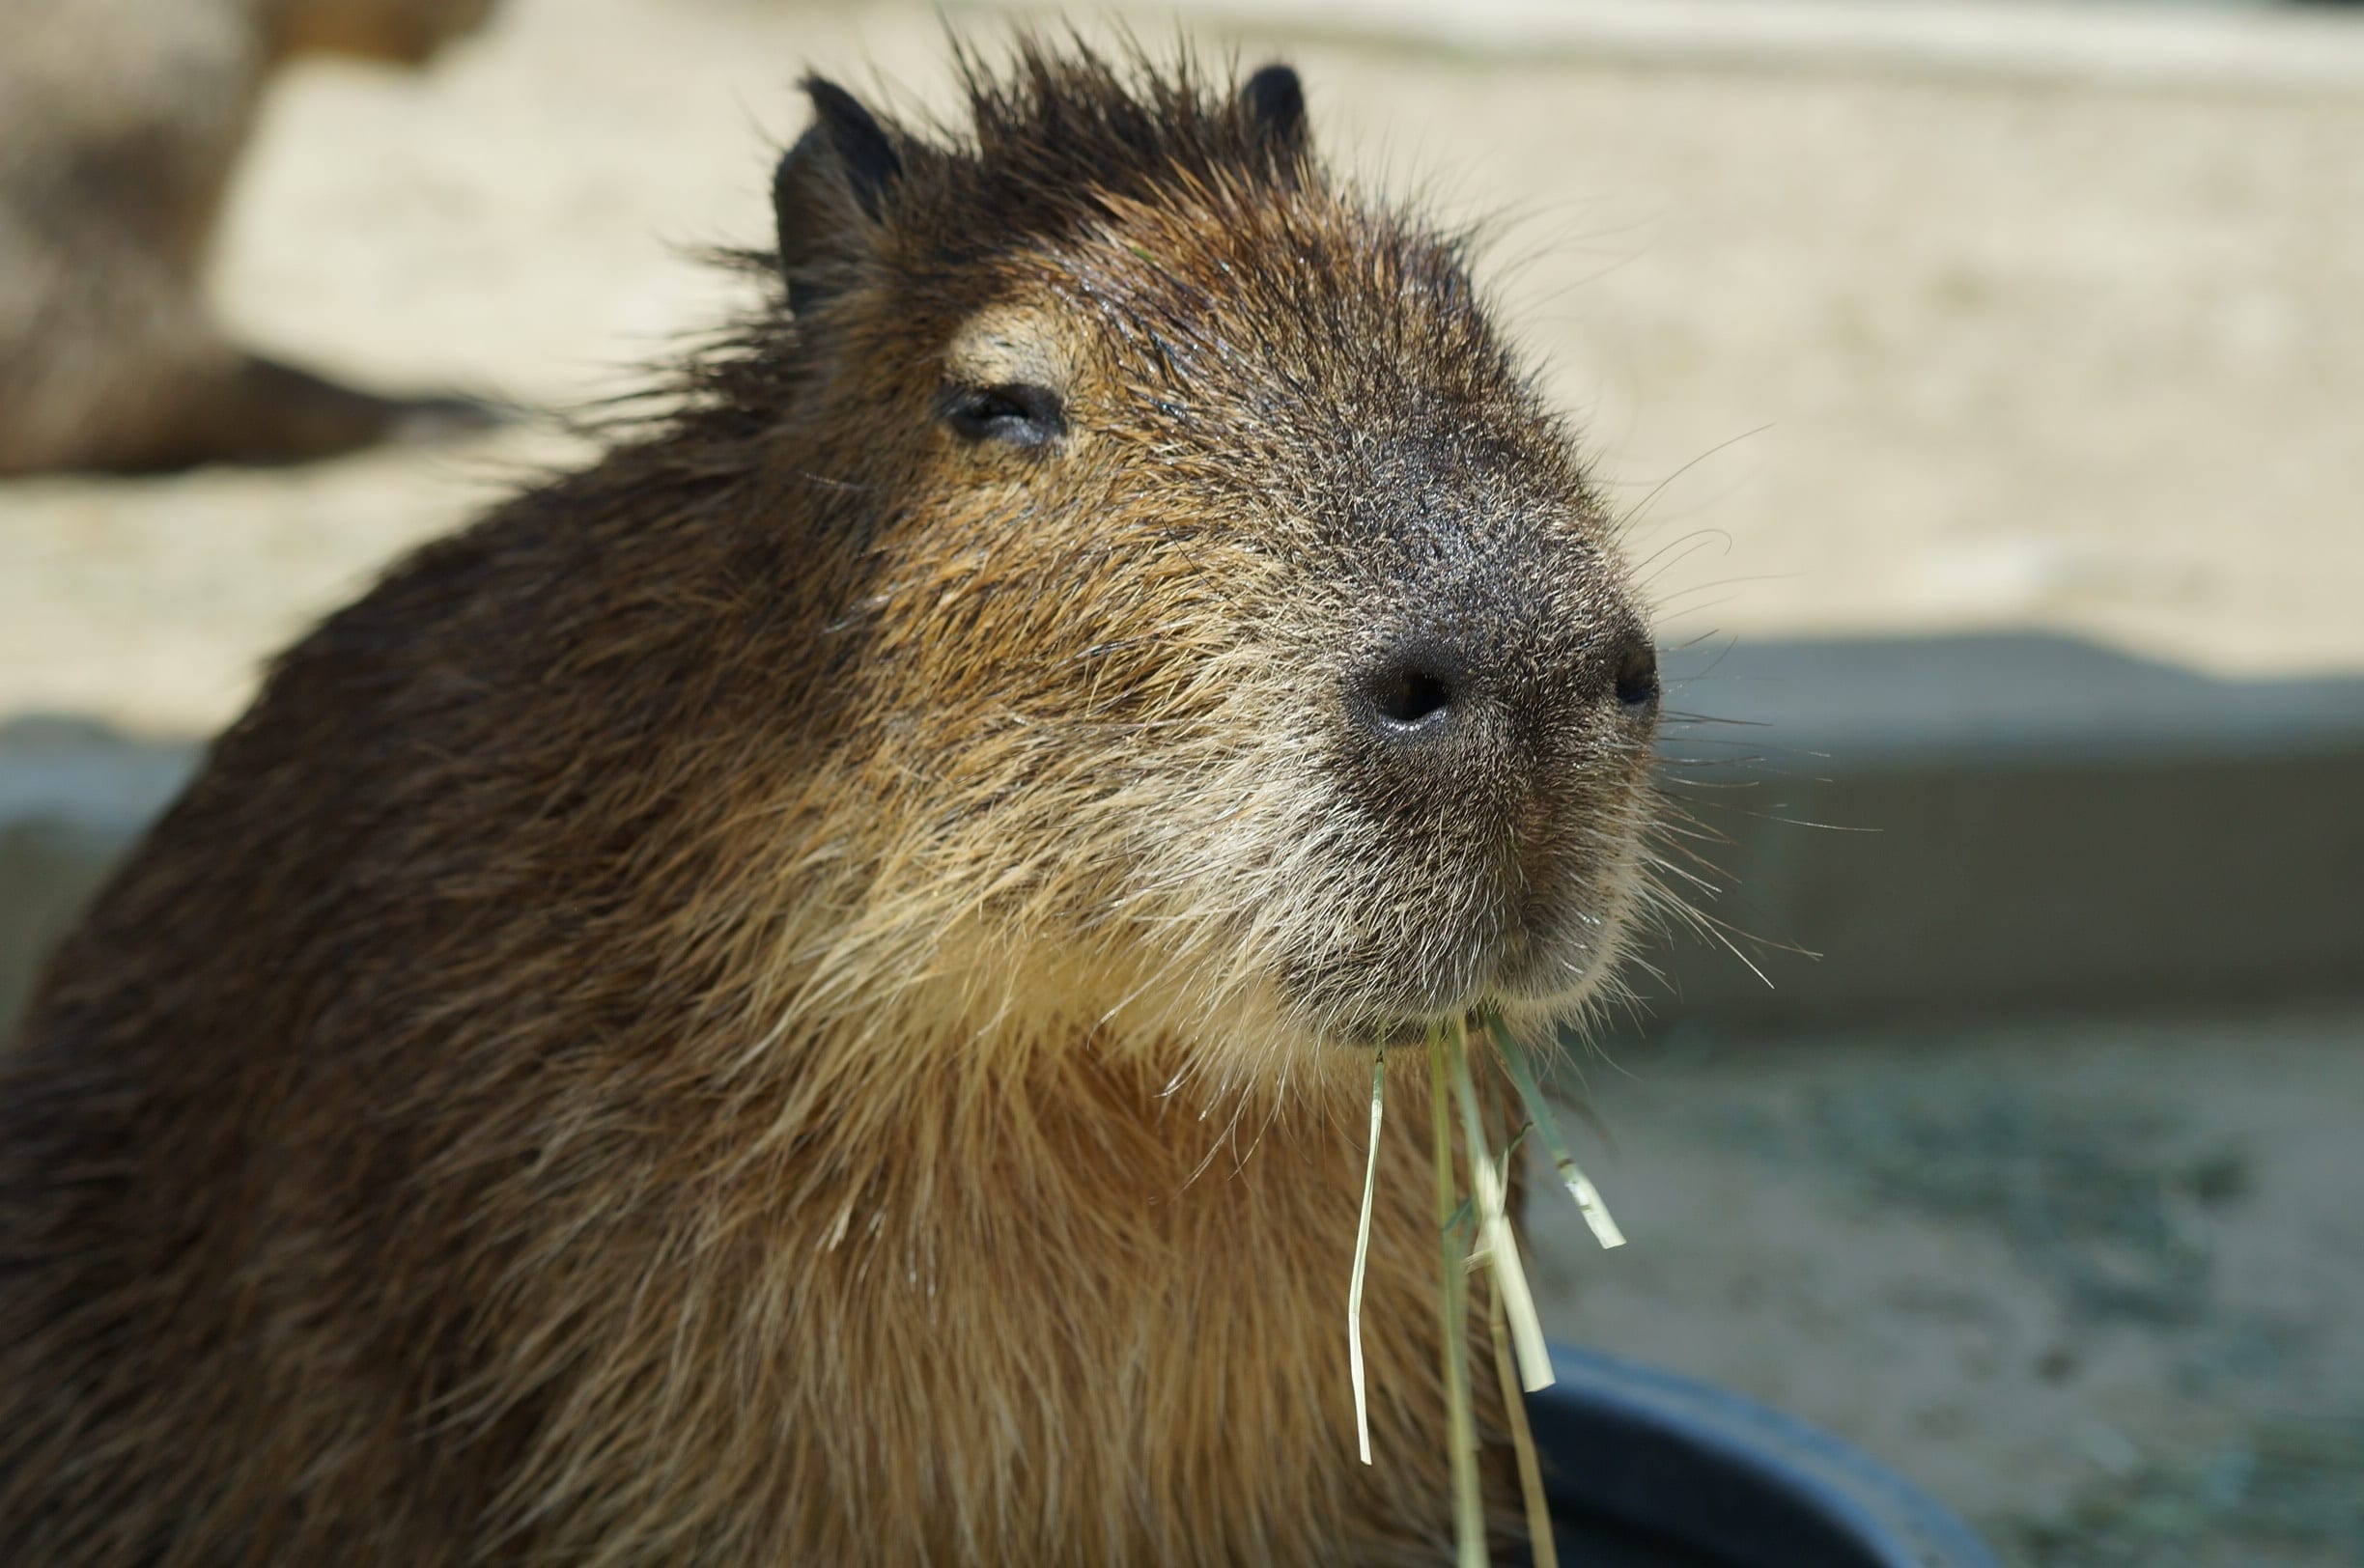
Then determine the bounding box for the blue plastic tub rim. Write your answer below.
[1524,1343,2002,1568]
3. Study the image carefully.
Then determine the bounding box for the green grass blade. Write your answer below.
[1348,1049,1385,1465]
[1430,1028,1488,1568]
[1485,1012,1626,1249]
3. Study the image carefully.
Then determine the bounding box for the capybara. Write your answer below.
[0,42,1664,1565]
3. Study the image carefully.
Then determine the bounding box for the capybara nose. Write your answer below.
[1345,616,1659,781]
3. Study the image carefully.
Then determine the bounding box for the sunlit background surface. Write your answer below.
[3,2,2360,1562]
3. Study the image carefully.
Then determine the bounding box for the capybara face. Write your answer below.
[756,57,1659,1078]
[277,0,495,66]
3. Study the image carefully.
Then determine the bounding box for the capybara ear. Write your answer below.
[1240,63,1308,157]
[774,77,903,313]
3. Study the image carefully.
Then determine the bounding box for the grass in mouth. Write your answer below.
[1345,1009,1622,1567]
[1488,1011,1626,1250]
[1348,1049,1386,1465]
[1428,1027,1486,1568]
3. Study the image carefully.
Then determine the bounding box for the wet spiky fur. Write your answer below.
[0,40,1658,1566]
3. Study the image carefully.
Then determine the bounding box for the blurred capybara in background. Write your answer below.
[0,0,500,476]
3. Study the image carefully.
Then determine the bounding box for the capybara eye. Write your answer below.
[941,382,1065,448]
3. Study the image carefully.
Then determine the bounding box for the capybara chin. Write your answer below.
[0,0,498,477]
[0,41,1662,1566]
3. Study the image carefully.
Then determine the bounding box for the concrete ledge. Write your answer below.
[1635,633,2364,1029]
[3,633,2359,1041]
[0,718,197,1037]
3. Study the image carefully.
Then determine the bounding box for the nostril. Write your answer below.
[1355,644,1463,738]
[1371,665,1454,728]
[1614,635,1661,713]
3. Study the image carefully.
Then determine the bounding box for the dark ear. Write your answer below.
[773,76,903,311]
[1240,63,1308,155]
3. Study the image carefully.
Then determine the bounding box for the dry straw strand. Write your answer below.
[1449,1014,1553,1392]
[1347,1049,1385,1465]
[1487,1277,1561,1568]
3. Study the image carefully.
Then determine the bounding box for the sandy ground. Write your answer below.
[3,4,2361,1562]
[5,0,2364,736]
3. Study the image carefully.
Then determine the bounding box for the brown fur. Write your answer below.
[0,0,497,476]
[0,42,1661,1565]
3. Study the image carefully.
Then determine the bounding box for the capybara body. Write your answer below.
[0,44,1663,1565]
[0,0,495,476]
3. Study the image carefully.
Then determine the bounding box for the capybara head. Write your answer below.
[735,46,1660,1085]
